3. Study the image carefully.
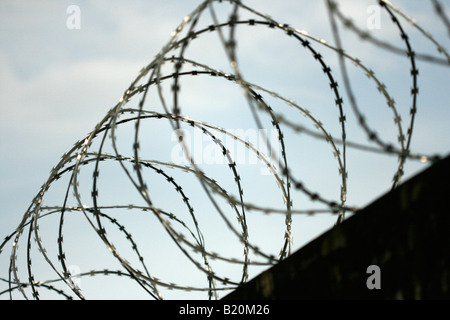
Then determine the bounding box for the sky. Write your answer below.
[0,0,449,300]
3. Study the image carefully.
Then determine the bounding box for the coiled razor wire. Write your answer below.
[1,0,449,299]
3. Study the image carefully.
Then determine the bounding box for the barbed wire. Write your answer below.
[1,0,448,299]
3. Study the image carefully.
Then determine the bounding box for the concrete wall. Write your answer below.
[224,155,450,300]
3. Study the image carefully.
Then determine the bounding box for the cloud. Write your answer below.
[1,1,449,300]
[0,55,141,133]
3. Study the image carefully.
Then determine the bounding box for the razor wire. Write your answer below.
[1,0,449,300]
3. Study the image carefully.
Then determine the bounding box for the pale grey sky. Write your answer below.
[1,0,449,299]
